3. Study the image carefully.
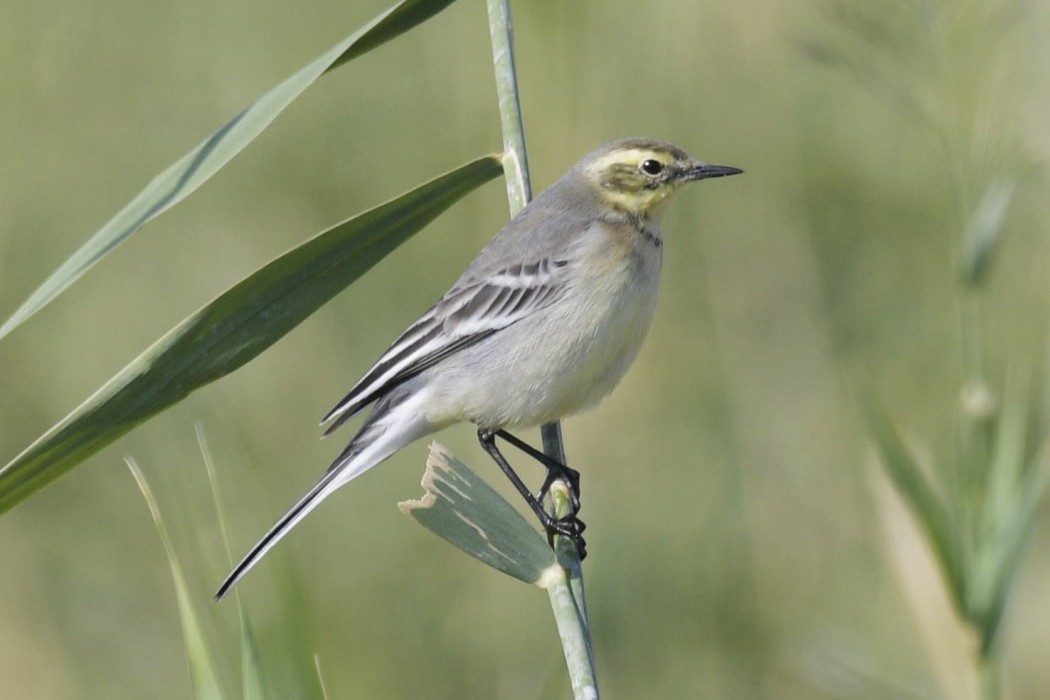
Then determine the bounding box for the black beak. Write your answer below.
[685,162,744,181]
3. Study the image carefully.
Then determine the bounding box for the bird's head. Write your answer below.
[577,137,742,220]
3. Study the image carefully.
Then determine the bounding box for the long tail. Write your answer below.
[215,391,432,599]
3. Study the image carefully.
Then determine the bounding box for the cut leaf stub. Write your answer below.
[400,443,557,585]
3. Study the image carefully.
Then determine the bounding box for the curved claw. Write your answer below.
[543,514,588,559]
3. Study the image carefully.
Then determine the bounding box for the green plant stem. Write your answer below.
[484,1,596,697]
[485,0,531,212]
[545,483,598,699]
[977,650,1000,700]
[484,0,570,505]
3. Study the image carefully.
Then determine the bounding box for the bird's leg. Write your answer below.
[494,429,581,512]
[477,428,587,558]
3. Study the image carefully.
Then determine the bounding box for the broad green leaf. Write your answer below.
[0,0,459,341]
[863,396,965,610]
[0,156,502,514]
[128,458,226,700]
[400,442,558,585]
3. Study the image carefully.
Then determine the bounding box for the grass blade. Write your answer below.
[981,458,1050,652]
[127,458,226,700]
[960,176,1016,288]
[238,613,269,700]
[973,375,1049,651]
[198,425,272,700]
[863,396,965,611]
[0,156,502,514]
[0,0,459,341]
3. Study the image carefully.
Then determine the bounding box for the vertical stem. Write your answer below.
[484,1,596,697]
[977,650,1000,700]
[548,482,599,697]
[485,0,532,215]
[484,0,569,519]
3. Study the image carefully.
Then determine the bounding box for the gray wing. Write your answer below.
[321,254,572,434]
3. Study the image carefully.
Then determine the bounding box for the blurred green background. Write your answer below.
[2,0,1048,697]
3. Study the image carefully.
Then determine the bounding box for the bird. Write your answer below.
[216,137,742,599]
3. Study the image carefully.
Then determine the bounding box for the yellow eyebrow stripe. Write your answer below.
[583,149,666,177]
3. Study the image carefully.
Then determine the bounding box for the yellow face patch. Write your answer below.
[583,148,683,217]
[596,184,675,215]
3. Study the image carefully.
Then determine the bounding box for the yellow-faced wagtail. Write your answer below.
[217,137,742,598]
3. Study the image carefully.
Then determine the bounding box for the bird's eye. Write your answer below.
[640,159,664,175]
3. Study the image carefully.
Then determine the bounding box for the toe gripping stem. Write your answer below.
[477,428,587,558]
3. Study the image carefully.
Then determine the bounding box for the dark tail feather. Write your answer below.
[217,389,431,600]
[215,466,343,600]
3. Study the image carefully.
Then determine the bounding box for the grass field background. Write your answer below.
[2,0,1048,697]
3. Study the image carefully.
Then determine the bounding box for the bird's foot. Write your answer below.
[540,511,588,559]
[478,427,587,559]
